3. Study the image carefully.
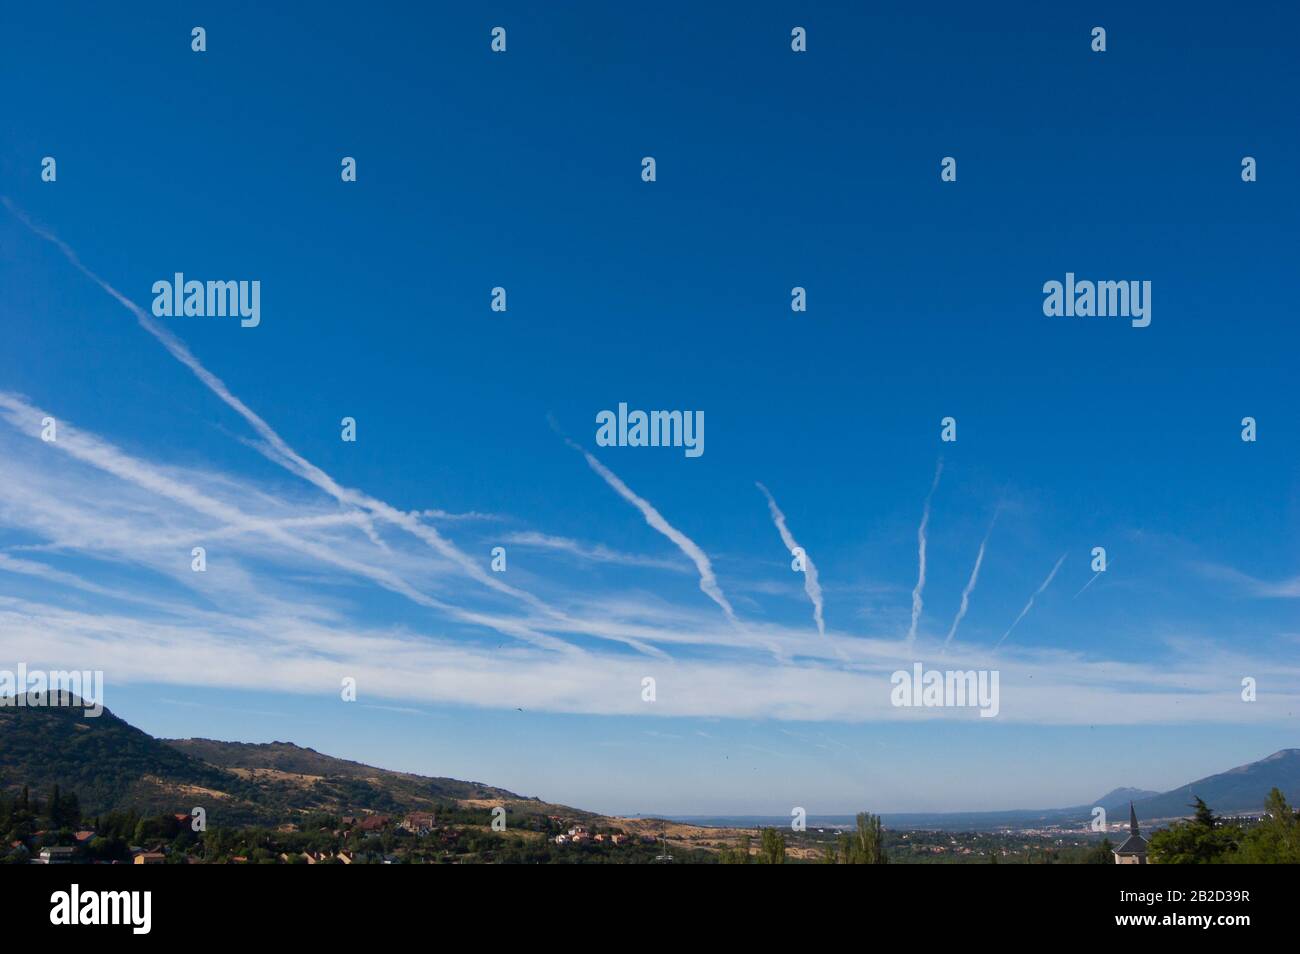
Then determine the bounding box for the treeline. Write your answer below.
[1,782,211,863]
[1,783,82,839]
[719,812,890,864]
[719,792,1300,865]
[1148,788,1300,864]
[11,783,1296,864]
[1,784,709,864]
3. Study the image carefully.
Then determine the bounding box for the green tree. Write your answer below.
[1148,797,1242,864]
[719,833,752,864]
[839,812,888,864]
[48,784,62,827]
[1233,788,1300,864]
[1084,837,1115,864]
[758,827,786,864]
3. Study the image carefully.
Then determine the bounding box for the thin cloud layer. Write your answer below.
[2,203,1296,729]
[505,530,689,573]
[1,394,1298,725]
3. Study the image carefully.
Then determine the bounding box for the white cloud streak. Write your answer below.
[944,510,998,649]
[1,400,1297,726]
[906,460,943,648]
[756,482,825,638]
[1,199,567,622]
[1193,561,1300,599]
[504,531,689,573]
[7,203,1298,727]
[3,593,1298,725]
[567,442,737,625]
[0,392,582,655]
[996,552,1068,649]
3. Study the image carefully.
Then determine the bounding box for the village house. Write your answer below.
[400,812,436,835]
[133,852,166,865]
[38,846,78,864]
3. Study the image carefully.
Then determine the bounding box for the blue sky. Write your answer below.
[1,2,1297,815]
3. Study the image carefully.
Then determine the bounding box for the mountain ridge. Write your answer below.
[1126,748,1300,821]
[2,698,1295,830]
[0,699,594,827]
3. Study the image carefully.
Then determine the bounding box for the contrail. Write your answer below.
[565,439,737,624]
[943,509,999,649]
[1073,560,1112,599]
[0,391,582,654]
[2,199,553,615]
[5,388,684,659]
[756,482,825,637]
[5,203,695,659]
[905,459,943,648]
[995,552,1068,649]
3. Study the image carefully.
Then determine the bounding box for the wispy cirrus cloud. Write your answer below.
[3,586,1297,724]
[420,509,506,523]
[0,391,581,655]
[504,530,689,573]
[4,202,1297,731]
[1193,561,1300,599]
[2,394,1298,726]
[2,199,569,626]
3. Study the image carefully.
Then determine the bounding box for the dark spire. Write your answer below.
[1129,802,1140,835]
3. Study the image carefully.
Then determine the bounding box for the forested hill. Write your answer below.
[0,698,589,827]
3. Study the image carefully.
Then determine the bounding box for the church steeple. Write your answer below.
[1114,802,1149,864]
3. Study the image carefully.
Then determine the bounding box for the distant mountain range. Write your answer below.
[1126,748,1300,822]
[665,757,1300,832]
[851,751,1298,831]
[1092,786,1162,807]
[1,697,1295,832]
